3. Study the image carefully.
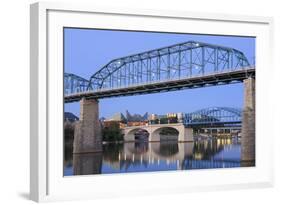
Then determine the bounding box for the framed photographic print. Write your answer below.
[30,2,274,202]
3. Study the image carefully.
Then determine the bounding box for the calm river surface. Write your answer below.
[64,137,245,176]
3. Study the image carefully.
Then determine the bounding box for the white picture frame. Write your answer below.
[30,2,274,202]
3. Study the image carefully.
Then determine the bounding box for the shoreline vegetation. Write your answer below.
[102,121,124,142]
[64,121,126,152]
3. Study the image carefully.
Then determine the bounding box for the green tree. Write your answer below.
[102,122,124,142]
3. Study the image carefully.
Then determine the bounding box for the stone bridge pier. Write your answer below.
[73,98,102,153]
[241,77,255,163]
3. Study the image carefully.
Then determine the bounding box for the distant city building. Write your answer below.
[102,111,186,127]
[148,112,184,125]
[177,112,184,123]
[103,120,124,129]
[148,114,158,121]
[102,112,127,129]
[100,117,106,122]
[126,110,148,122]
[166,113,177,118]
[111,112,126,122]
[64,112,79,122]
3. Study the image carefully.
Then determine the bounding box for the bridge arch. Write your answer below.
[184,107,242,126]
[124,127,150,141]
[123,124,193,142]
[150,127,180,142]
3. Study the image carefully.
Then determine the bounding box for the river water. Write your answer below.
[64,137,250,176]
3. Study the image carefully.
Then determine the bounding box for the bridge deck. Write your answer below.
[186,122,242,127]
[65,68,255,103]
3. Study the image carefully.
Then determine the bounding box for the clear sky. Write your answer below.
[64,28,255,118]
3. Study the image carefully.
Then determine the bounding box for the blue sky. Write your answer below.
[64,28,255,118]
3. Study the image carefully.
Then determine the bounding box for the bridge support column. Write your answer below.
[73,98,102,153]
[178,127,193,142]
[241,77,255,164]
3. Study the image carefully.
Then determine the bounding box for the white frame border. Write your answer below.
[30,2,274,202]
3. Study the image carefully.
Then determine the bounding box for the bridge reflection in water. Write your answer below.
[64,137,248,176]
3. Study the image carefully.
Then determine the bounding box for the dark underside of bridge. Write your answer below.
[64,68,255,103]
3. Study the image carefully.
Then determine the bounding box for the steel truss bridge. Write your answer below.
[64,40,255,103]
[184,107,242,127]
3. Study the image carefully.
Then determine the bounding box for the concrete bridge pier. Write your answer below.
[177,127,193,142]
[180,128,193,142]
[73,98,102,153]
[241,77,255,164]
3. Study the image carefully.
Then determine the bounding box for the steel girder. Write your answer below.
[64,68,255,103]
[184,107,242,126]
[87,40,250,91]
[64,73,89,95]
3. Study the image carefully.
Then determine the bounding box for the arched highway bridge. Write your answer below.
[122,107,242,142]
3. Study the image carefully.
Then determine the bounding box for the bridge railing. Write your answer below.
[64,66,254,96]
